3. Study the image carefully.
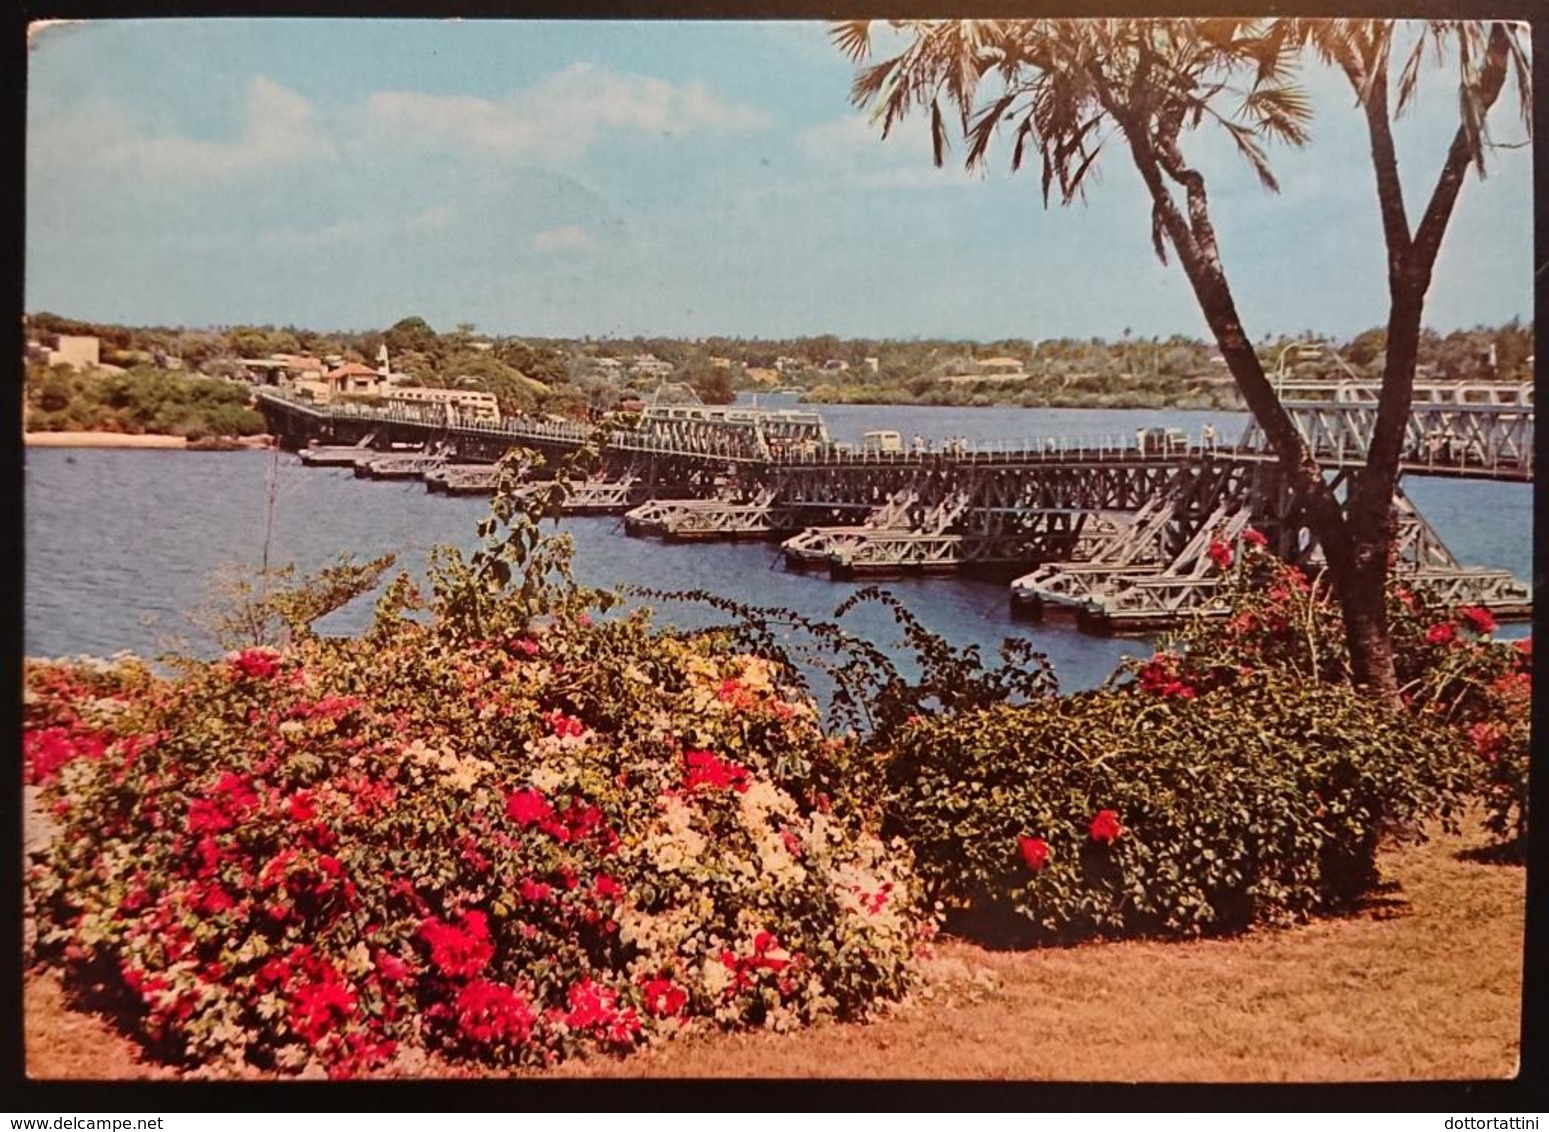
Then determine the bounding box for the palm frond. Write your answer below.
[1059,134,1107,204]
[1239,82,1313,147]
[1220,118,1281,192]
[1501,23,1533,134]
[849,59,898,110]
[1244,20,1297,89]
[1010,115,1035,173]
[830,21,875,64]
[966,92,1018,170]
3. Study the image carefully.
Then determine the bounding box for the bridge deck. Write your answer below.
[255,386,1533,631]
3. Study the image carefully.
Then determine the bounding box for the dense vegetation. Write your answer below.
[23,364,267,440]
[26,310,1533,419]
[23,463,1527,1077]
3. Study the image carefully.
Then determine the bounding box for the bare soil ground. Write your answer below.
[24,816,1524,1083]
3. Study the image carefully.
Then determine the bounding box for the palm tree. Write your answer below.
[834,18,1527,702]
[1286,19,1529,697]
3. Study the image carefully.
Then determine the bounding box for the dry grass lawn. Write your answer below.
[25,816,1524,1083]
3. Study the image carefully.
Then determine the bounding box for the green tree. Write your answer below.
[682,359,737,405]
[836,17,1528,702]
[384,316,443,364]
[38,378,73,413]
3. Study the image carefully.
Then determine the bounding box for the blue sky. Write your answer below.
[26,19,1533,341]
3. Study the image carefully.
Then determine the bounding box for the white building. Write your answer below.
[385,386,501,424]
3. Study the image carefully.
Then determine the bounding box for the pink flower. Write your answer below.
[1241,527,1268,548]
[1426,622,1456,645]
[1207,540,1233,569]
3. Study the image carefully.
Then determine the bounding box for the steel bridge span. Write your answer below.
[255,384,1532,631]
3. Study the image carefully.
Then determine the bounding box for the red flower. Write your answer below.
[1089,809,1123,845]
[22,727,107,786]
[1137,653,1197,699]
[1241,527,1268,548]
[454,979,535,1046]
[518,877,552,903]
[286,791,318,823]
[545,710,586,738]
[417,912,493,978]
[230,648,281,681]
[289,977,356,1044]
[213,772,259,810]
[505,788,553,828]
[1426,622,1456,645]
[375,952,413,982]
[1468,720,1510,763]
[563,978,618,1029]
[640,977,688,1018]
[199,884,236,914]
[593,874,623,899]
[1207,539,1233,569]
[186,798,235,835]
[1016,835,1050,872]
[683,750,751,793]
[1458,606,1498,635]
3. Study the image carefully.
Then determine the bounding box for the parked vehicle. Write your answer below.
[861,429,904,454]
[1137,427,1191,454]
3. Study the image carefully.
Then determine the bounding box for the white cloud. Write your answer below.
[406,204,458,232]
[365,63,769,164]
[795,113,980,190]
[532,225,595,252]
[261,204,460,248]
[32,77,335,184]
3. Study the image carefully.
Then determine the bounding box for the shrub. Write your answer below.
[1170,534,1530,850]
[883,671,1469,942]
[38,378,73,413]
[24,468,928,1078]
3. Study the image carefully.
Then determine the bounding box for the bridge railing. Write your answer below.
[779,432,1218,465]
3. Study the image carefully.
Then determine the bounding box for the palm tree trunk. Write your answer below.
[1335,21,1514,703]
[1109,110,1388,688]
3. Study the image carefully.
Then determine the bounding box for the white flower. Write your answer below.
[529,765,564,792]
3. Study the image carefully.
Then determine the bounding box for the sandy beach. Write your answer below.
[24,431,274,450]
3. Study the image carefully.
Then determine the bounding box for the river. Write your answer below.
[23,401,1532,692]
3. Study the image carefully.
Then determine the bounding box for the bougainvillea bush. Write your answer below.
[24,476,928,1078]
[1168,530,1531,850]
[883,670,1470,942]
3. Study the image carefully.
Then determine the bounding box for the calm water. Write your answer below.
[23,403,1532,691]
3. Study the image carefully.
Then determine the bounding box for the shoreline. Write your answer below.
[24,431,274,450]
